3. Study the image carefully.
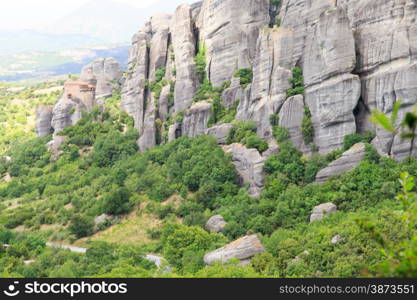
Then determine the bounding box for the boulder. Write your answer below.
[94,214,114,226]
[205,215,227,233]
[203,234,265,265]
[143,255,171,272]
[310,203,337,223]
[331,234,342,244]
[222,143,265,198]
[181,101,213,138]
[47,135,66,161]
[315,143,366,183]
[205,123,233,144]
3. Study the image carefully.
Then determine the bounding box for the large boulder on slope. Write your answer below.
[204,235,265,265]
[315,143,366,183]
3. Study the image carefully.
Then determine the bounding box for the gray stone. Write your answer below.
[315,143,366,183]
[80,57,122,99]
[204,234,265,265]
[331,234,342,244]
[171,4,198,112]
[205,123,233,144]
[310,203,337,223]
[182,101,213,138]
[237,27,294,140]
[205,215,227,233]
[94,214,114,226]
[35,106,53,137]
[223,143,265,198]
[197,0,270,87]
[279,95,308,153]
[305,74,361,154]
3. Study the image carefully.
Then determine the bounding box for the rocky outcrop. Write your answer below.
[113,0,417,160]
[204,234,265,265]
[197,0,270,87]
[222,143,265,198]
[80,57,122,99]
[305,74,361,154]
[171,4,198,112]
[310,203,337,223]
[205,123,233,144]
[51,81,96,134]
[279,95,307,152]
[205,215,227,233]
[35,106,53,137]
[315,143,366,183]
[237,27,293,140]
[182,101,212,138]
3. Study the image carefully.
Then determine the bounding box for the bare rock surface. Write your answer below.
[315,143,366,183]
[310,203,337,223]
[204,234,265,265]
[205,215,227,233]
[223,143,265,198]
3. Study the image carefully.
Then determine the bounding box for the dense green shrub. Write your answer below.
[234,69,253,87]
[343,131,375,151]
[301,106,314,144]
[287,67,304,97]
[69,215,94,238]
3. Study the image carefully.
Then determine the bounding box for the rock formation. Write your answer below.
[34,0,417,187]
[80,57,123,99]
[310,203,337,223]
[204,234,265,265]
[315,143,366,183]
[222,143,265,198]
[35,106,54,137]
[205,215,227,233]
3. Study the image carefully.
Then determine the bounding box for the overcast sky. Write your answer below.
[0,0,193,30]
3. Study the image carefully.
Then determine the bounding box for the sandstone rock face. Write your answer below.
[305,74,361,154]
[316,143,366,183]
[310,203,337,223]
[114,0,417,160]
[148,14,172,82]
[80,57,123,99]
[205,123,233,144]
[121,26,152,137]
[223,143,265,198]
[205,215,227,233]
[197,0,270,87]
[204,234,265,265]
[171,4,198,112]
[35,106,53,137]
[221,78,244,108]
[279,95,307,152]
[138,94,157,152]
[182,101,213,138]
[237,27,293,140]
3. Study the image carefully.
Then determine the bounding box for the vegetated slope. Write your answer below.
[0,88,417,278]
[0,81,64,153]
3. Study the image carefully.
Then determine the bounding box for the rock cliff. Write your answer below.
[36,0,417,191]
[119,0,417,161]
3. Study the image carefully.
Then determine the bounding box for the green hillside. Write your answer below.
[0,87,416,278]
